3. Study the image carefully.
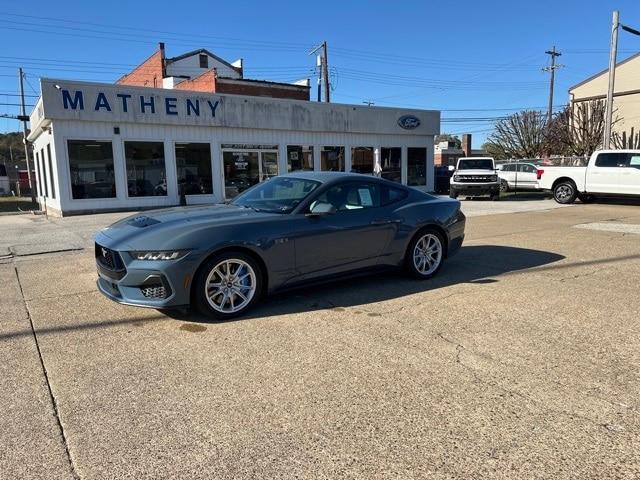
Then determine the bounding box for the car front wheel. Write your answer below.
[194,252,263,320]
[406,229,445,279]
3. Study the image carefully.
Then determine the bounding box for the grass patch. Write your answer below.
[0,196,39,213]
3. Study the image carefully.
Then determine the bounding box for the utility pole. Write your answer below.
[309,41,330,103]
[603,10,619,149]
[18,68,36,203]
[543,46,562,126]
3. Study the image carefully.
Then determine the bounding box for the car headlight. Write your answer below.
[490,175,498,182]
[130,250,189,261]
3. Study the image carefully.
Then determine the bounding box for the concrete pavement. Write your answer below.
[1,200,639,478]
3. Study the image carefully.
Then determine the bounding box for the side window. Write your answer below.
[595,153,625,167]
[628,154,640,169]
[519,164,536,173]
[502,164,514,172]
[381,185,408,205]
[312,183,380,212]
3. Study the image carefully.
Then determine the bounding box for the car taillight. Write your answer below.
[536,169,544,180]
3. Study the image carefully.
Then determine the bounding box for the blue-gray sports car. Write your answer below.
[95,172,465,319]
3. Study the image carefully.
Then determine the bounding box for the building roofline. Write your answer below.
[166,48,241,74]
[116,47,163,84]
[216,76,311,90]
[569,51,640,92]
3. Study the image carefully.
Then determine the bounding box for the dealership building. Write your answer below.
[28,77,439,216]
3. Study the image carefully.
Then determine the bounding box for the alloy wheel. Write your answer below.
[555,184,573,201]
[413,233,443,275]
[205,259,257,314]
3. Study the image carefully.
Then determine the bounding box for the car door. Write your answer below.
[617,153,640,195]
[586,152,626,194]
[500,164,516,187]
[517,163,538,188]
[292,181,397,281]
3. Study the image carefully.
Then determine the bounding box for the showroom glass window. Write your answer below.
[67,140,116,199]
[381,147,401,182]
[408,147,427,186]
[41,148,48,197]
[46,144,56,199]
[287,145,314,172]
[175,143,213,195]
[222,144,279,199]
[34,151,42,196]
[351,147,374,174]
[124,141,167,197]
[321,146,345,171]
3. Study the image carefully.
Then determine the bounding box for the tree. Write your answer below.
[435,133,461,149]
[486,110,547,159]
[546,100,614,157]
[0,132,27,180]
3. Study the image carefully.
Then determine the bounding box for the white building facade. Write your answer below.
[29,79,439,216]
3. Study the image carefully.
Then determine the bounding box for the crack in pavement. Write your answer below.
[13,266,80,480]
[434,332,611,429]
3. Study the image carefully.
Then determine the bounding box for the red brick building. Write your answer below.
[434,134,486,166]
[117,43,310,100]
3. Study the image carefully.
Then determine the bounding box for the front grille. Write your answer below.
[95,243,125,271]
[140,284,167,299]
[455,175,495,183]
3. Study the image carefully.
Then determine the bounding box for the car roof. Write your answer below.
[281,171,387,184]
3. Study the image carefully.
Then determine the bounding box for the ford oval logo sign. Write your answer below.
[398,115,421,130]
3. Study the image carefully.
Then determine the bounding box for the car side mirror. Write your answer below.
[307,202,337,217]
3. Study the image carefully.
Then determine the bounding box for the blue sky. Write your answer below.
[1,1,639,145]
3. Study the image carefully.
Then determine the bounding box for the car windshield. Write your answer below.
[231,177,321,213]
[458,159,494,170]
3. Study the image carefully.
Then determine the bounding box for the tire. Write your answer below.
[449,190,458,199]
[405,228,446,279]
[194,251,263,320]
[553,181,578,204]
[499,180,509,193]
[578,194,595,204]
[491,192,500,201]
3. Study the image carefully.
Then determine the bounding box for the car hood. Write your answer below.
[97,203,279,249]
[454,169,496,175]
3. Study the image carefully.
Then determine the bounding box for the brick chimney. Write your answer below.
[461,134,472,157]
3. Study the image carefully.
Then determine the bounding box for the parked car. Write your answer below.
[449,157,500,200]
[95,172,466,319]
[496,162,544,192]
[537,149,640,204]
[434,165,455,194]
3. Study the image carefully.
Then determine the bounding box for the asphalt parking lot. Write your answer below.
[1,198,639,479]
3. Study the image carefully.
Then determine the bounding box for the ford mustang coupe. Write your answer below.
[95,172,465,319]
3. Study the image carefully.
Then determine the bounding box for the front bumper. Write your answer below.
[450,183,500,196]
[95,238,195,309]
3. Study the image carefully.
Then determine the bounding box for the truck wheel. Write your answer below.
[449,191,458,199]
[491,193,500,201]
[553,181,578,204]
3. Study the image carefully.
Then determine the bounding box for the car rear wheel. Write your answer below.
[553,181,578,204]
[500,179,509,192]
[194,252,263,320]
[406,229,445,279]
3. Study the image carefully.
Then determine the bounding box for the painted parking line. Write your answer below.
[574,222,640,235]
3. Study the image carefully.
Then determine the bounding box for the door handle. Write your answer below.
[371,219,400,225]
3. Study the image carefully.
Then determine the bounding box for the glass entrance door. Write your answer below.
[222,146,279,199]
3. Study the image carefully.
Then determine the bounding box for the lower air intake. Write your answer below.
[140,285,167,299]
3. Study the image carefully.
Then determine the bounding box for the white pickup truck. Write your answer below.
[538,150,640,204]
